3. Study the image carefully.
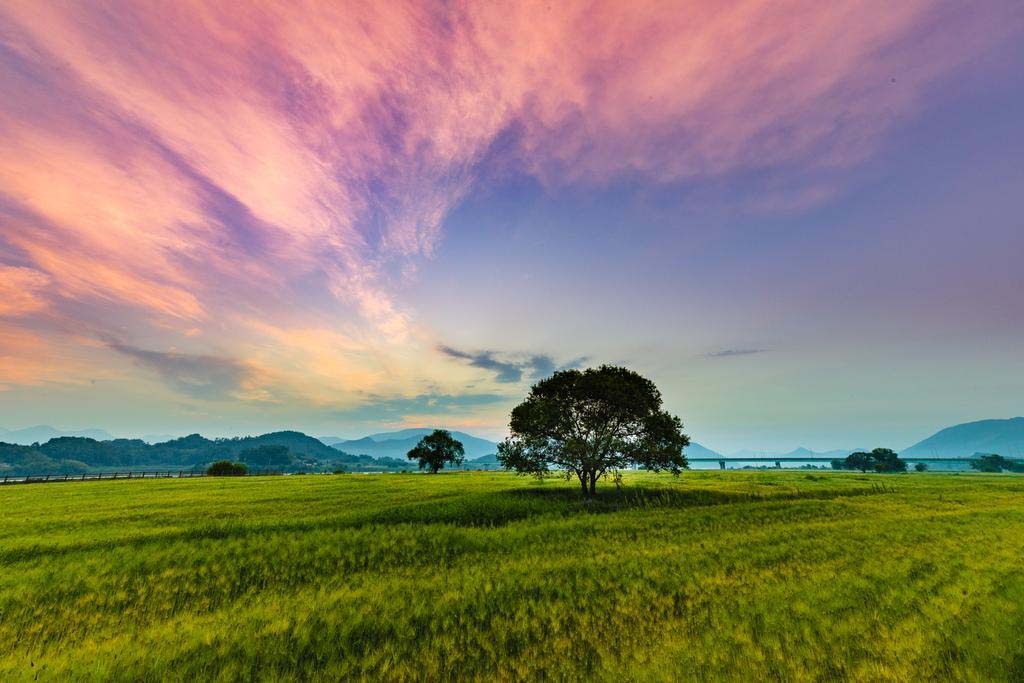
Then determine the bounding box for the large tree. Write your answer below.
[497,365,689,496]
[843,448,907,473]
[407,430,465,473]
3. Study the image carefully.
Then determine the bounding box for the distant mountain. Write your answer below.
[902,418,1024,459]
[0,426,114,445]
[325,428,498,460]
[685,442,725,459]
[729,447,862,460]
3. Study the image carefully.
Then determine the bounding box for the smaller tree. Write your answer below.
[970,454,1022,473]
[843,448,906,473]
[870,448,907,473]
[407,430,465,474]
[844,451,873,472]
[914,462,928,472]
[206,460,247,476]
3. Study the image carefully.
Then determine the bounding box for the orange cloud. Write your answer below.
[0,266,51,317]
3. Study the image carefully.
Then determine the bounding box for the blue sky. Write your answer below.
[0,2,1021,452]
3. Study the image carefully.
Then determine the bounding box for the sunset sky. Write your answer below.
[1,1,1022,452]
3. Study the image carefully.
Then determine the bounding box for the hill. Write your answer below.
[216,431,342,461]
[0,430,370,476]
[326,428,499,460]
[901,417,1024,459]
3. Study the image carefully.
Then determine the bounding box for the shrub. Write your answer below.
[206,460,247,476]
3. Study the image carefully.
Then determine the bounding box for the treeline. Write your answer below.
[969,454,1024,473]
[830,448,907,473]
[830,448,1024,473]
[0,431,411,476]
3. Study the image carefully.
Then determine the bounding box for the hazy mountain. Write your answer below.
[326,428,498,460]
[729,447,862,460]
[0,426,114,445]
[685,442,725,459]
[901,417,1024,459]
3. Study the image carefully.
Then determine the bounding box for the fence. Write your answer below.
[0,470,283,485]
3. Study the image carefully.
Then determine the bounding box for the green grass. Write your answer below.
[2,471,1023,681]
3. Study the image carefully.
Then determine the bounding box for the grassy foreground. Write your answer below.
[2,471,1023,681]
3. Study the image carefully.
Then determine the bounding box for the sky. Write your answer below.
[1,1,1022,453]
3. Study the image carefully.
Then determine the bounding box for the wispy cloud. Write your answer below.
[704,349,769,359]
[108,343,253,401]
[0,266,51,317]
[338,392,508,419]
[437,346,526,383]
[438,345,587,383]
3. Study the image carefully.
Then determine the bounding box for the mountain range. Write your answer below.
[901,417,1024,459]
[320,429,500,460]
[321,428,727,463]
[0,425,114,445]
[4,417,1022,466]
[727,447,863,460]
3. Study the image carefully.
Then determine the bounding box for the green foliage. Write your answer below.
[206,460,248,476]
[407,430,465,473]
[238,444,292,471]
[0,431,407,474]
[970,454,1024,473]
[2,472,1024,680]
[332,453,409,472]
[498,365,689,495]
[915,462,929,472]
[839,448,908,472]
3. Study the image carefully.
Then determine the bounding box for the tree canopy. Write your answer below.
[497,365,689,496]
[970,454,1024,473]
[840,448,907,473]
[206,460,247,476]
[406,430,465,473]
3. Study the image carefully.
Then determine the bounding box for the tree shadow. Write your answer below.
[508,481,894,514]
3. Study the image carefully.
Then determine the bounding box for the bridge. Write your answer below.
[687,456,979,469]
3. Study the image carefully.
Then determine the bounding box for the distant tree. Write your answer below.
[870,448,907,473]
[497,365,689,496]
[969,454,1022,473]
[844,451,874,472]
[914,462,928,472]
[843,448,906,473]
[206,460,247,476]
[407,430,465,474]
[830,458,846,471]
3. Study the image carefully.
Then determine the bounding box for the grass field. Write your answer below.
[2,471,1023,681]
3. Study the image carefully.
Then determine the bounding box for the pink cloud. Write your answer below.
[0,0,1018,399]
[0,266,51,317]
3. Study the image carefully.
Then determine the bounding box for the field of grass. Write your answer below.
[2,470,1023,681]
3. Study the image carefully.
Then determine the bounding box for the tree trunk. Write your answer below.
[588,470,597,496]
[578,471,589,496]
